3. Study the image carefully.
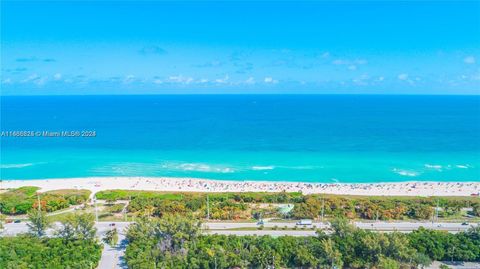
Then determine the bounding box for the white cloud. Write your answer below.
[355,59,368,65]
[321,52,330,58]
[153,79,163,84]
[245,77,255,84]
[23,74,40,82]
[347,65,357,71]
[169,75,194,84]
[464,56,476,64]
[264,77,278,84]
[2,78,12,84]
[23,74,47,85]
[472,73,480,81]
[198,78,209,84]
[53,73,62,80]
[139,45,167,55]
[123,75,136,84]
[398,73,409,80]
[352,74,370,86]
[332,59,346,65]
[215,75,229,84]
[377,76,385,82]
[333,59,367,66]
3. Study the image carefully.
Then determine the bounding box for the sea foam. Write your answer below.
[0,163,36,169]
[162,162,235,173]
[251,166,275,171]
[393,168,419,177]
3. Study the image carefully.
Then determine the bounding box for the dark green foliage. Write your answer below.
[408,226,480,261]
[0,235,102,269]
[0,213,101,268]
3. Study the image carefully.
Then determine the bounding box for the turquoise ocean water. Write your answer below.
[1,95,479,183]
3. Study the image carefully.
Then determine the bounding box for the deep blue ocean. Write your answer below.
[1,95,479,183]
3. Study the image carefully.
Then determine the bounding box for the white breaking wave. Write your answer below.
[251,166,275,171]
[456,164,470,169]
[161,162,235,173]
[424,163,472,170]
[393,168,419,177]
[424,164,442,170]
[0,163,36,169]
[424,164,443,171]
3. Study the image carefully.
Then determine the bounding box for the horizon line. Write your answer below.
[1,93,480,97]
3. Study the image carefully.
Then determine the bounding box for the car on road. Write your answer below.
[109,223,116,227]
[257,220,264,225]
[461,222,469,226]
[296,219,313,226]
[13,220,21,223]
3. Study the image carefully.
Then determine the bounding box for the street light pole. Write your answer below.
[37,193,41,211]
[321,198,325,223]
[207,195,210,220]
[94,195,99,222]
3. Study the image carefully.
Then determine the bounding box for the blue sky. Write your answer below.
[1,1,479,95]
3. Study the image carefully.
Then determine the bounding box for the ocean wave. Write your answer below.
[251,166,275,171]
[393,168,419,177]
[424,164,443,171]
[456,164,471,169]
[161,162,235,173]
[0,163,36,169]
[424,164,442,170]
[424,163,472,171]
[90,163,155,175]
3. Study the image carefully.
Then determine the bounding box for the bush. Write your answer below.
[0,187,90,215]
[0,235,101,268]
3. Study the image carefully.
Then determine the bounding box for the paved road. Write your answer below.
[2,220,477,268]
[3,221,475,237]
[96,222,128,269]
[205,221,476,233]
[205,229,317,236]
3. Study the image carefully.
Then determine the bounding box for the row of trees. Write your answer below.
[0,186,91,215]
[0,210,102,268]
[97,189,479,221]
[124,215,480,269]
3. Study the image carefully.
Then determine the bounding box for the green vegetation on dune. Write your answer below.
[96,190,303,203]
[0,187,91,215]
[124,215,480,269]
[96,190,480,221]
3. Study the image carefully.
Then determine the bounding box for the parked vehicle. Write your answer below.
[296,219,313,226]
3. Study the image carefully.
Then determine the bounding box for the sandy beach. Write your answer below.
[1,177,479,197]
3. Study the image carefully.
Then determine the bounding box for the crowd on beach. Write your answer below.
[3,177,480,196]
